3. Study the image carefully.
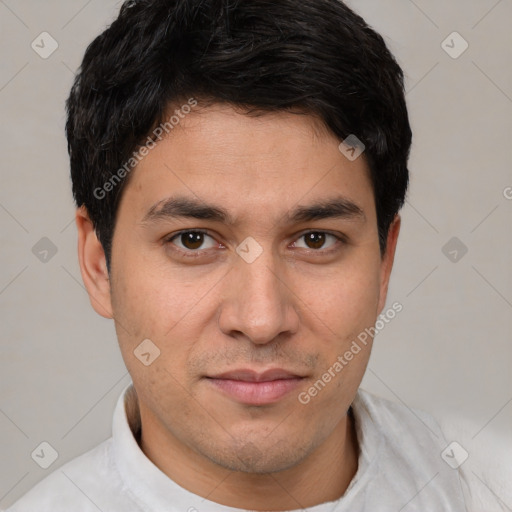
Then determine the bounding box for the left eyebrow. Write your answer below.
[140,194,366,227]
[285,196,366,224]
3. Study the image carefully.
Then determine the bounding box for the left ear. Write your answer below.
[377,214,401,314]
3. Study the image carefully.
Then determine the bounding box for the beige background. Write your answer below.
[1,0,511,508]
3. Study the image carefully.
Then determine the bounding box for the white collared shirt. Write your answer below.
[5,384,474,511]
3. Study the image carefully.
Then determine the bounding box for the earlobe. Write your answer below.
[377,214,401,314]
[76,206,114,319]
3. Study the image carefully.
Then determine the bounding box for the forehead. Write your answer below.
[117,104,375,226]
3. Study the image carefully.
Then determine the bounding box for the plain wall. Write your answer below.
[1,0,511,507]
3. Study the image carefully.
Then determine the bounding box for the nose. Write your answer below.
[217,247,299,345]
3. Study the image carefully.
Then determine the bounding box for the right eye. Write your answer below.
[164,230,220,258]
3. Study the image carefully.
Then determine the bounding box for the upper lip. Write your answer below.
[207,368,304,382]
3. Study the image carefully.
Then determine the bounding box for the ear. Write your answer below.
[76,206,113,319]
[377,214,401,314]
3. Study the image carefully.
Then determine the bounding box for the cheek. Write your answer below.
[110,249,226,380]
[297,255,382,338]
[111,249,210,337]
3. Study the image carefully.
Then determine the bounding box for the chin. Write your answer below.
[203,434,313,474]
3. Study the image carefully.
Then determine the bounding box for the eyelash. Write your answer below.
[163,229,347,259]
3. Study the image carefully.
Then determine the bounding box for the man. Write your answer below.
[6,0,479,510]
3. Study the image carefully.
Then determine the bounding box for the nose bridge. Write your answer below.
[218,241,297,344]
[244,252,283,311]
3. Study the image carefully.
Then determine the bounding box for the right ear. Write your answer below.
[75,206,113,319]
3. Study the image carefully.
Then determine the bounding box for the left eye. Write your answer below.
[292,232,340,251]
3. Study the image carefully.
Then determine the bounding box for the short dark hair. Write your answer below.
[66,0,412,272]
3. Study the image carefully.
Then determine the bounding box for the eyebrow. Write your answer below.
[140,195,366,226]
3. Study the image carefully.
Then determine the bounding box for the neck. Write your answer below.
[136,403,358,510]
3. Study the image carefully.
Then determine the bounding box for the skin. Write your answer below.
[76,103,400,510]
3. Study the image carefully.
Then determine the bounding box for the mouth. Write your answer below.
[204,368,306,406]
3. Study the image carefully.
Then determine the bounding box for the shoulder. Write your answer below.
[5,438,129,512]
[354,387,446,445]
[350,388,468,510]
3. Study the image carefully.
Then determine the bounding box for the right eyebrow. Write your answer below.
[140,196,232,225]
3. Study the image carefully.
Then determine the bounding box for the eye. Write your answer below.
[292,231,342,252]
[166,230,218,254]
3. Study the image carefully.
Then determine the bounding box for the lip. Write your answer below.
[205,368,305,405]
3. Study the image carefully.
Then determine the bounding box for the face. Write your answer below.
[78,103,399,476]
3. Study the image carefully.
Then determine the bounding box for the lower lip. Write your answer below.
[206,378,303,405]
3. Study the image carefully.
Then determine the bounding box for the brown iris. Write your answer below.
[303,232,326,250]
[180,232,205,250]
